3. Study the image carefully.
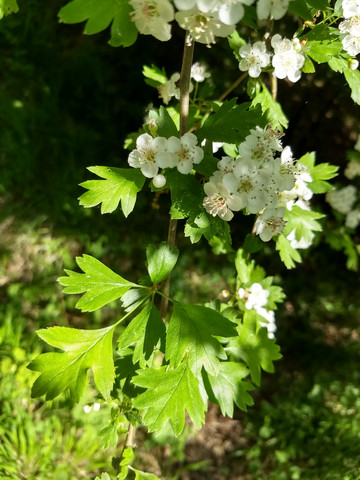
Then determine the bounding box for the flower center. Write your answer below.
[203,193,228,218]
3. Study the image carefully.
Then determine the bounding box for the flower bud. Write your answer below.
[153,174,166,188]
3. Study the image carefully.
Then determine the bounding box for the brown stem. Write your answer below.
[159,33,195,321]
[218,71,248,102]
[270,74,278,100]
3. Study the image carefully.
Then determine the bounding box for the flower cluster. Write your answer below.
[129,0,291,45]
[202,125,301,241]
[238,283,277,338]
[128,132,204,185]
[339,0,360,56]
[239,35,305,82]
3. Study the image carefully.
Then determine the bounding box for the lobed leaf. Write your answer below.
[58,0,137,47]
[196,99,266,144]
[165,302,237,376]
[79,166,145,216]
[58,254,135,312]
[227,310,282,385]
[206,362,254,417]
[133,362,206,436]
[276,235,302,269]
[29,324,116,401]
[117,301,165,367]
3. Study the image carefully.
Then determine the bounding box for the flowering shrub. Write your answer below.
[2,0,355,477]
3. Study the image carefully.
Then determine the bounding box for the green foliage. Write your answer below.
[79,167,146,216]
[250,79,289,129]
[165,302,237,376]
[0,0,18,19]
[196,99,266,144]
[206,362,254,416]
[133,362,206,436]
[58,0,137,47]
[29,324,117,401]
[275,235,302,269]
[299,152,338,193]
[58,254,136,312]
[228,310,282,386]
[146,242,179,285]
[283,206,324,243]
[117,301,166,367]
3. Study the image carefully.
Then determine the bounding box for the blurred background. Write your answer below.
[1,1,360,479]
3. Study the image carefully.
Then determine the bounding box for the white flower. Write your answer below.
[339,17,360,55]
[286,229,314,249]
[326,185,358,214]
[244,282,270,310]
[349,58,359,70]
[345,159,360,179]
[255,207,286,241]
[257,0,289,20]
[345,209,360,228]
[158,73,180,104]
[167,132,204,174]
[271,34,305,83]
[129,0,175,42]
[257,307,277,338]
[158,72,194,104]
[191,62,211,82]
[239,41,271,78]
[238,125,283,162]
[175,8,235,44]
[223,158,274,213]
[203,182,242,220]
[128,133,170,178]
[342,0,360,18]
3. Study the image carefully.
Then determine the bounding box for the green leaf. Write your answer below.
[235,248,265,286]
[99,423,119,448]
[288,0,313,20]
[302,56,315,74]
[146,242,179,285]
[251,80,288,129]
[58,254,135,312]
[0,0,19,19]
[29,324,116,401]
[149,106,179,138]
[79,166,145,216]
[165,302,237,376]
[306,0,330,9]
[206,362,254,417]
[132,468,161,480]
[328,56,348,73]
[344,69,360,105]
[228,310,282,385]
[228,30,246,61]
[298,152,338,193]
[167,170,204,220]
[117,302,166,367]
[275,235,302,269]
[283,206,324,243]
[132,362,206,435]
[143,65,167,87]
[118,446,135,480]
[306,40,343,63]
[196,99,266,144]
[58,0,137,47]
[95,474,111,480]
[184,212,232,248]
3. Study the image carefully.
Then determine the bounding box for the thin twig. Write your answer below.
[218,71,248,102]
[159,33,195,321]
